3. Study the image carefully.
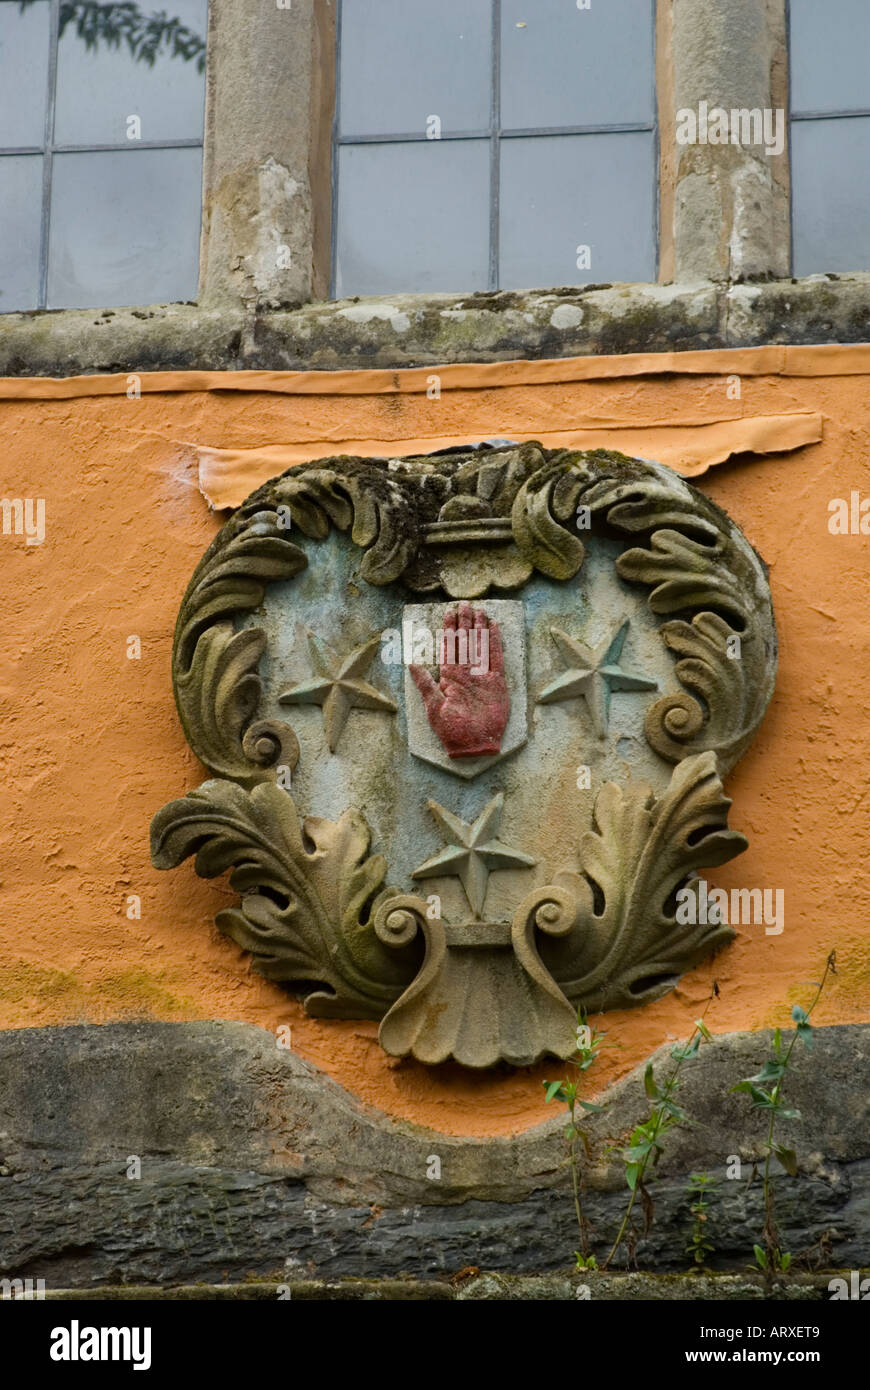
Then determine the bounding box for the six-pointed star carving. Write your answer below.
[411,792,536,919]
[537,618,657,739]
[278,632,397,753]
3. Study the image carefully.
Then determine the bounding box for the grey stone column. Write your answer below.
[198,0,336,309]
[670,0,789,282]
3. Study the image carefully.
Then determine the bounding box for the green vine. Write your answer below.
[731,950,837,1290]
[543,1011,607,1269]
[603,984,719,1270]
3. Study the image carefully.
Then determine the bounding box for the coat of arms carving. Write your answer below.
[151,444,777,1068]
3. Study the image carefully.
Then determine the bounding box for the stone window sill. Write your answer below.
[1,274,869,377]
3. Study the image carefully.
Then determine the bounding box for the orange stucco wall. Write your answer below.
[2,347,868,1137]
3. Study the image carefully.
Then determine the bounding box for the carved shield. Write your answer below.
[402,599,528,778]
[151,444,777,1068]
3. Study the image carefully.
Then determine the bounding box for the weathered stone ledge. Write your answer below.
[32,1271,853,1301]
[0,1022,867,1286]
[1,274,869,377]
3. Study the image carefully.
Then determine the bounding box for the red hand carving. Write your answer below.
[410,603,510,758]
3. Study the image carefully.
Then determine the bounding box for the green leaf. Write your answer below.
[731,1080,773,1107]
[644,1064,659,1100]
[689,1171,714,1190]
[797,1022,813,1049]
[772,1144,798,1176]
[773,1027,782,1055]
[791,1004,809,1025]
[671,1034,701,1062]
[544,1080,563,1103]
[577,1099,603,1113]
[695,1019,713,1042]
[753,1244,767,1270]
[622,1142,653,1162]
[625,1162,641,1192]
[778,1106,802,1122]
[753,1060,786,1084]
[780,1252,792,1272]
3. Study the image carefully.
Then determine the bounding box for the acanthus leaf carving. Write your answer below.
[540,751,746,1013]
[271,465,423,584]
[511,455,587,581]
[149,779,417,1018]
[616,529,746,628]
[642,612,758,765]
[173,508,307,785]
[565,458,775,772]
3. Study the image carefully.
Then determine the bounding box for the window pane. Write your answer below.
[0,155,43,311]
[0,0,50,147]
[54,0,208,145]
[790,0,870,115]
[791,118,870,275]
[499,132,656,289]
[335,140,490,296]
[501,0,654,130]
[339,0,491,136]
[47,148,203,308]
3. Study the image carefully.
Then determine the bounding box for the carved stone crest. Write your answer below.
[151,444,777,1068]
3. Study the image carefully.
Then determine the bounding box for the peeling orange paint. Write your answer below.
[0,356,868,1138]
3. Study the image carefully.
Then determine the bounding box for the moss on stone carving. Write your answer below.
[152,446,776,1066]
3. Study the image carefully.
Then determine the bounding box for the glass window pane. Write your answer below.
[501,0,655,130]
[339,0,491,136]
[791,118,870,275]
[0,154,43,311]
[499,132,656,289]
[54,0,208,145]
[334,140,490,296]
[47,148,203,308]
[790,0,870,115]
[0,0,50,147]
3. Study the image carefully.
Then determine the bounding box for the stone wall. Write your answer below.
[0,1022,866,1285]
